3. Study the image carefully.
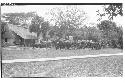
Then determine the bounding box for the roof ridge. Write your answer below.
[7,23,37,39]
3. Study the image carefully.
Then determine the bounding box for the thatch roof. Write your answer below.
[6,23,37,39]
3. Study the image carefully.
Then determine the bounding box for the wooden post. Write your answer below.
[24,39,26,47]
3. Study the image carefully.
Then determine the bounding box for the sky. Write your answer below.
[1,5,123,26]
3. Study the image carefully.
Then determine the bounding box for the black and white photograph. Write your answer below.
[1,3,123,78]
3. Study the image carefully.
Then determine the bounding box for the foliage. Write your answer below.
[29,15,43,34]
[98,20,119,39]
[2,12,36,25]
[1,21,7,39]
[97,20,123,48]
[105,4,123,20]
[97,4,123,20]
[81,26,102,42]
[48,6,87,39]
[29,15,50,40]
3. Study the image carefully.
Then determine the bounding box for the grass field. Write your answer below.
[2,55,123,77]
[2,47,123,60]
[2,47,123,77]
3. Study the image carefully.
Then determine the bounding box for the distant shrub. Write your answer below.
[82,26,102,42]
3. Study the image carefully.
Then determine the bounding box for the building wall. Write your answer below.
[7,38,15,45]
[24,39,36,47]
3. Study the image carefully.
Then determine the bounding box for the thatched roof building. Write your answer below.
[2,23,37,46]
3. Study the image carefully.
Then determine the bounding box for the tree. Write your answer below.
[81,26,102,42]
[40,21,50,40]
[97,20,123,48]
[29,15,50,40]
[97,4,123,20]
[1,21,7,39]
[1,12,36,25]
[48,6,87,39]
